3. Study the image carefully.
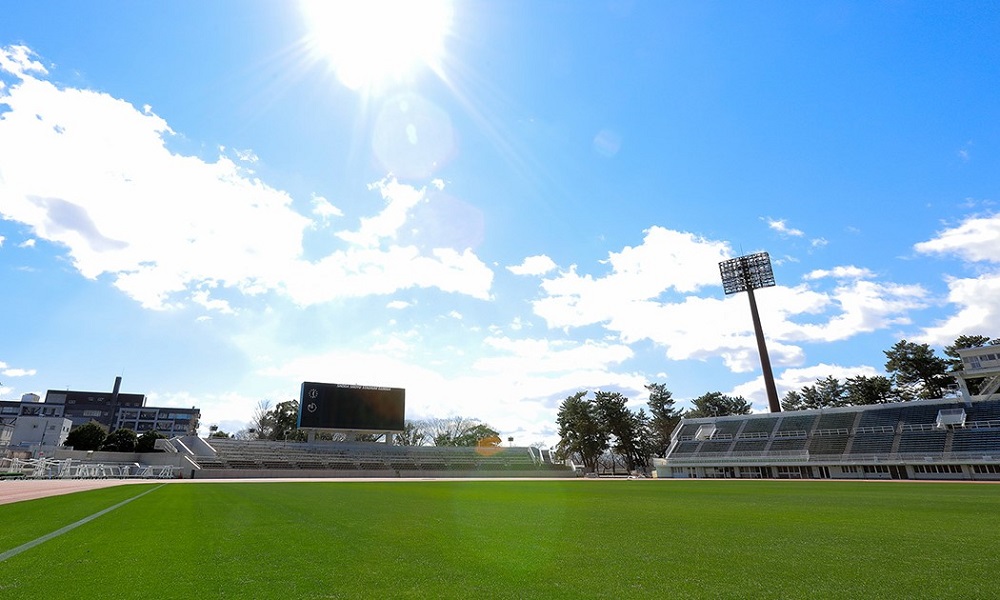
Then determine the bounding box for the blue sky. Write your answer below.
[1,1,998,444]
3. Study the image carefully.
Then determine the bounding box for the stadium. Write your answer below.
[4,342,1000,482]
[3,350,1000,597]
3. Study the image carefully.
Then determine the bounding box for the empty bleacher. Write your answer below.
[672,441,703,455]
[857,407,903,431]
[849,432,895,455]
[897,430,947,454]
[675,422,702,440]
[659,398,1000,481]
[808,434,850,456]
[814,411,856,432]
[739,416,778,437]
[768,438,809,453]
[187,438,562,477]
[965,401,1000,423]
[698,440,734,455]
[731,440,768,454]
[808,411,855,456]
[952,429,1000,454]
[776,414,817,436]
[898,402,948,427]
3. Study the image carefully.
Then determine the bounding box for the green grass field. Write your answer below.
[1,480,998,599]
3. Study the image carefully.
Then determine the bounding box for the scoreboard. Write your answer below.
[298,382,405,432]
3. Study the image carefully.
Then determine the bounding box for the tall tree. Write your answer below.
[790,376,849,410]
[594,390,645,472]
[65,421,107,451]
[555,391,608,473]
[884,340,952,399]
[785,374,903,409]
[630,408,654,471]
[686,392,752,418]
[646,383,681,457]
[781,389,805,411]
[266,399,304,441]
[101,428,138,452]
[844,375,899,405]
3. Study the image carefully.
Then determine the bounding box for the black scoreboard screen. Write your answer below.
[298,382,405,432]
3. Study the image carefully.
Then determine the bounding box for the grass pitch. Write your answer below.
[1,479,998,599]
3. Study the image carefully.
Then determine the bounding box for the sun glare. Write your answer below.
[300,0,453,93]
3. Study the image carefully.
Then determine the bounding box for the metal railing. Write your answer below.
[664,450,1000,465]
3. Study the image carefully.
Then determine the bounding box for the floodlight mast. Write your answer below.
[719,252,781,413]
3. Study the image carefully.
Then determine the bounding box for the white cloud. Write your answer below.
[765,217,804,237]
[477,336,633,375]
[0,360,37,378]
[18,238,35,248]
[507,254,557,276]
[915,212,1000,264]
[0,45,494,311]
[0,45,47,77]
[192,289,236,315]
[234,148,259,163]
[912,212,1000,343]
[311,194,343,219]
[917,273,1000,344]
[280,246,493,304]
[768,280,927,343]
[336,176,426,247]
[387,300,411,309]
[526,228,925,373]
[531,227,730,330]
[803,265,875,280]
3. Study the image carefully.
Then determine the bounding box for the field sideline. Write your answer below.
[1,479,998,599]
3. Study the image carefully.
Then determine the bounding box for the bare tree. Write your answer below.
[395,420,429,446]
[248,399,273,440]
[423,416,497,446]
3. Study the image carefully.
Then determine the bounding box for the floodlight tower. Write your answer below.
[719,252,781,413]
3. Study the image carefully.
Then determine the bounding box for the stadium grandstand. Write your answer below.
[655,397,1000,481]
[158,436,573,479]
[0,435,572,480]
[654,345,1000,481]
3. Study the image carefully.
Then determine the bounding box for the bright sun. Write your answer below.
[299,0,454,93]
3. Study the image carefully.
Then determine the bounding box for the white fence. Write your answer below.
[0,457,178,479]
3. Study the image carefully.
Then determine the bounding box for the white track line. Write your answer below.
[0,484,164,563]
